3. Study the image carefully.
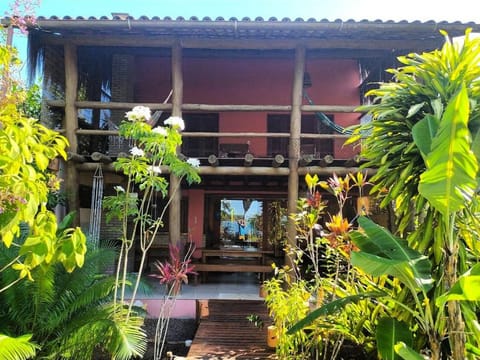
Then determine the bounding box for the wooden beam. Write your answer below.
[345,154,362,167]
[272,154,285,168]
[76,162,368,176]
[36,32,444,52]
[244,153,254,167]
[301,104,357,113]
[208,154,219,167]
[319,154,335,167]
[298,154,314,167]
[67,152,86,163]
[48,99,358,114]
[181,104,291,112]
[91,152,112,163]
[68,128,351,139]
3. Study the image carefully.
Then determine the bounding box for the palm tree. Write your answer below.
[0,229,147,360]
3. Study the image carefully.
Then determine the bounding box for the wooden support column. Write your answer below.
[169,41,183,246]
[286,46,306,273]
[64,43,80,224]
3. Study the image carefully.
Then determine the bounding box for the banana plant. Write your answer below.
[413,84,478,359]
[346,29,480,359]
[350,216,438,360]
[288,215,435,360]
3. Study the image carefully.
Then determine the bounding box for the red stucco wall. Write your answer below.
[134,55,360,158]
[134,55,361,249]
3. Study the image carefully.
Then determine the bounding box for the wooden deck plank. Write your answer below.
[187,300,277,359]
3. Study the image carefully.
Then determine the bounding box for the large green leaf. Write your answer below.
[436,263,480,307]
[394,341,426,360]
[418,85,478,216]
[351,217,433,293]
[376,318,412,360]
[412,114,439,161]
[0,334,37,360]
[287,292,384,334]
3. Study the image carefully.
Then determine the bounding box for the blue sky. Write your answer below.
[3,0,479,23]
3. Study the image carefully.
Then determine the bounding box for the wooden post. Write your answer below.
[64,43,80,224]
[6,25,14,46]
[169,41,183,246]
[285,46,305,273]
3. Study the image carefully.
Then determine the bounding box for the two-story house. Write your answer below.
[15,15,479,274]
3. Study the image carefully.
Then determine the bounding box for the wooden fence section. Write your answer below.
[187,300,277,359]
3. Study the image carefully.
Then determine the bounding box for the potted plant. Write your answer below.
[151,243,197,296]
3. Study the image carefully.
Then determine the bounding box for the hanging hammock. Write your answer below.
[89,164,104,248]
[303,91,353,135]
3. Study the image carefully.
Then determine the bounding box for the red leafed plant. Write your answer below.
[151,243,196,287]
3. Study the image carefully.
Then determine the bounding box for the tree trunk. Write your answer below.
[446,243,466,360]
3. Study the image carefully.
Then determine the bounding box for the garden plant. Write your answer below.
[103,106,201,359]
[289,30,480,360]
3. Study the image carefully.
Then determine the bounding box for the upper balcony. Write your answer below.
[41,46,365,174]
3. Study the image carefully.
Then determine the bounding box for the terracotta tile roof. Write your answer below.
[3,15,479,44]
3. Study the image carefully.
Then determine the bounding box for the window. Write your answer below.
[182,113,219,157]
[267,114,333,157]
[220,198,263,249]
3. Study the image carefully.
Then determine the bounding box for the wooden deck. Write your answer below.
[187,300,277,359]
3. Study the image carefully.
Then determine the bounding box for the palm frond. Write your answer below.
[56,304,147,360]
[0,334,38,360]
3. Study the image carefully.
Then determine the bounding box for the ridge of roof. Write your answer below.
[2,15,477,25]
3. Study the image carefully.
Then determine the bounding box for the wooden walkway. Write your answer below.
[186,300,277,359]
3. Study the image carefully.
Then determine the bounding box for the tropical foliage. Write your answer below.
[287,30,480,360]
[344,30,480,359]
[265,173,384,359]
[102,106,201,318]
[0,236,146,360]
[103,107,201,360]
[0,42,89,359]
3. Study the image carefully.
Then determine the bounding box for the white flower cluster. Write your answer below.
[152,126,168,136]
[186,158,200,168]
[147,165,162,174]
[114,185,125,193]
[164,116,185,131]
[130,146,145,157]
[125,106,151,122]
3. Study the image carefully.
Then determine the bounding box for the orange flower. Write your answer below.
[325,214,351,237]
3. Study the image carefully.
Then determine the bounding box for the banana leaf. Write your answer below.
[287,292,384,334]
[394,341,425,360]
[376,318,412,360]
[350,217,433,293]
[418,85,478,217]
[436,263,480,307]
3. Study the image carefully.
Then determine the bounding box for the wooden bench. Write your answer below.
[192,262,274,284]
[201,249,265,264]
